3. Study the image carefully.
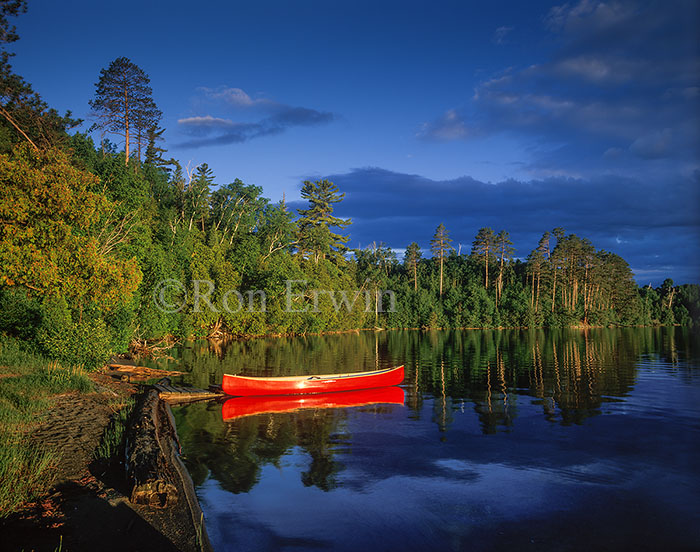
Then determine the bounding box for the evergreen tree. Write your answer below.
[0,2,78,154]
[89,57,161,164]
[144,124,175,171]
[472,227,496,289]
[495,230,514,306]
[431,223,453,297]
[0,1,25,46]
[526,231,551,314]
[296,179,351,263]
[404,242,422,291]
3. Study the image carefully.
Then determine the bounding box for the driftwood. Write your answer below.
[153,377,225,404]
[126,388,178,507]
[109,363,183,381]
[129,337,179,359]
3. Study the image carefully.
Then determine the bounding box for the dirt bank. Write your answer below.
[0,370,211,552]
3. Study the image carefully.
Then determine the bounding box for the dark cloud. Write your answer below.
[177,117,281,147]
[419,0,699,176]
[289,167,700,285]
[267,106,334,127]
[177,87,335,148]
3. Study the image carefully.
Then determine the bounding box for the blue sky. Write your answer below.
[10,0,700,284]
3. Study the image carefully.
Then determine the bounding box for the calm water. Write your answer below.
[163,328,700,551]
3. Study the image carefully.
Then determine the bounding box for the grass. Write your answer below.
[0,432,59,516]
[0,335,94,518]
[94,395,135,461]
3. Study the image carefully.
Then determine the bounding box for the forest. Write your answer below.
[0,5,698,368]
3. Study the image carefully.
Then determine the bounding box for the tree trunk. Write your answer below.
[126,389,178,507]
[484,251,489,289]
[124,87,130,164]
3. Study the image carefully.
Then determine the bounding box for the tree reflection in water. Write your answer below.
[170,327,698,492]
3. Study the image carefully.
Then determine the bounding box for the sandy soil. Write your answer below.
[0,371,206,552]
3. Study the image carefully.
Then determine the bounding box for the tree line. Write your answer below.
[0,5,697,367]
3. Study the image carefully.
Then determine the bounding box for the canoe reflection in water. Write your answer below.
[221,386,405,421]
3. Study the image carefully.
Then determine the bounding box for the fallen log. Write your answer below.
[108,363,183,381]
[125,388,178,507]
[154,377,225,404]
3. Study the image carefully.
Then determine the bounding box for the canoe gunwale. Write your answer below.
[223,365,403,383]
[221,365,405,396]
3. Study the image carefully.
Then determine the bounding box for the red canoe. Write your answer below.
[221,365,404,396]
[222,386,405,420]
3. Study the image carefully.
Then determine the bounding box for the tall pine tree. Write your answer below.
[296,179,351,263]
[472,227,496,289]
[404,242,422,291]
[431,224,452,297]
[89,57,161,164]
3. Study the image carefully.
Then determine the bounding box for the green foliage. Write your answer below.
[35,297,112,369]
[297,179,351,263]
[89,57,161,164]
[0,286,40,341]
[94,396,135,461]
[0,334,93,517]
[0,43,693,367]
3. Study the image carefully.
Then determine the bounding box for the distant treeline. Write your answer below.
[0,43,697,367]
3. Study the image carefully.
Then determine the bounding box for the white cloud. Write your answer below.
[197,86,275,109]
[177,115,236,128]
[418,109,469,141]
[493,26,514,45]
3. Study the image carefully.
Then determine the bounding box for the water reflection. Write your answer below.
[168,328,700,551]
[222,387,405,420]
[164,327,699,435]
[174,396,404,494]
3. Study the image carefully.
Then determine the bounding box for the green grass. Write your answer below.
[0,334,94,518]
[0,432,58,516]
[94,396,135,461]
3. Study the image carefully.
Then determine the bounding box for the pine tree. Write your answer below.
[0,2,78,152]
[495,230,514,305]
[526,231,551,313]
[471,227,496,289]
[144,124,175,170]
[296,179,351,263]
[88,57,161,164]
[431,224,453,296]
[404,242,422,291]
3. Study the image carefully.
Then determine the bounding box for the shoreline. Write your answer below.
[165,321,683,345]
[1,367,212,552]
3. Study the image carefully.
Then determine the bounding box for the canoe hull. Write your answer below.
[222,386,405,420]
[222,365,404,396]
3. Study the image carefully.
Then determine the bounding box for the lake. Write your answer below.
[164,328,700,551]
